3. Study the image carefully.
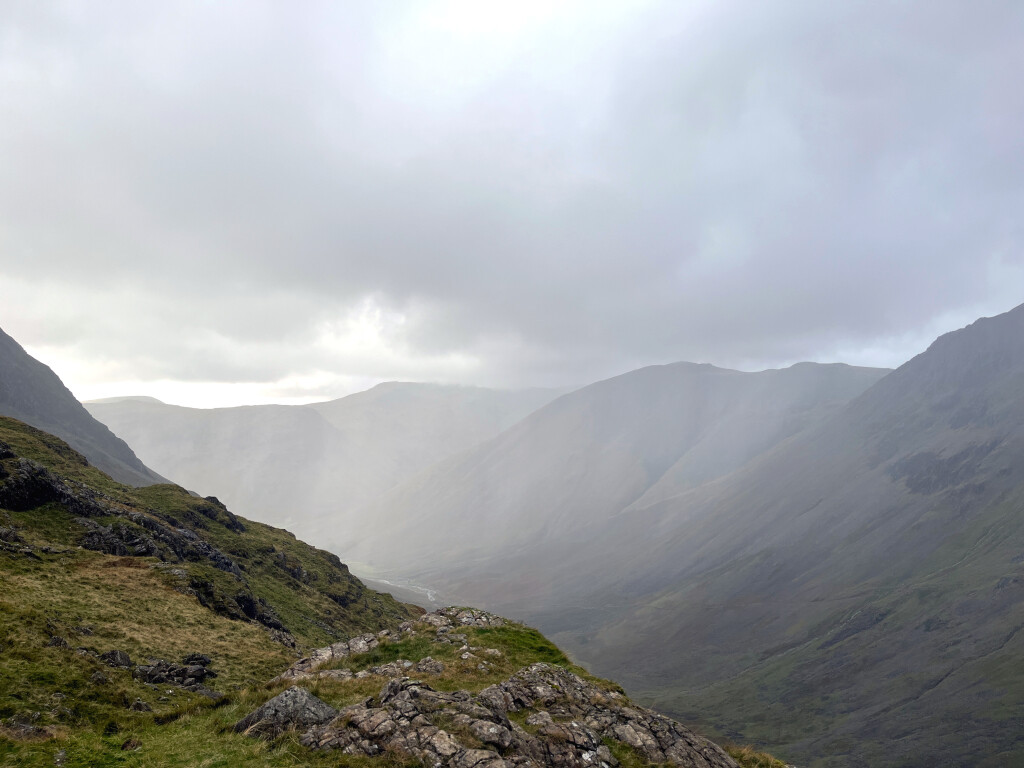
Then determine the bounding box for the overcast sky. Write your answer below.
[2,1,1022,407]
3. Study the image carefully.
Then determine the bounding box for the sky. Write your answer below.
[1,0,1022,408]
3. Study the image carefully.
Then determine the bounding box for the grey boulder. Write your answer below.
[234,686,338,738]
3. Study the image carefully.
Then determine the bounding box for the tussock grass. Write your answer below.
[725,745,790,768]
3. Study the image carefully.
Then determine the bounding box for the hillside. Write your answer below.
[0,416,770,768]
[596,303,1024,766]
[363,305,1024,766]
[0,327,164,487]
[84,384,560,549]
[349,361,887,576]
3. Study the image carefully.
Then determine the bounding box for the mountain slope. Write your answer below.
[0,326,164,486]
[347,305,1024,766]
[349,361,888,576]
[582,303,1024,766]
[393,305,1024,767]
[85,384,559,549]
[0,416,769,768]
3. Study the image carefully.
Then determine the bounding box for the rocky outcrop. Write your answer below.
[274,630,387,682]
[234,686,338,738]
[296,665,737,768]
[95,649,223,698]
[0,458,110,517]
[133,657,218,688]
[276,607,506,683]
[0,455,243,577]
[100,649,133,669]
[245,608,738,768]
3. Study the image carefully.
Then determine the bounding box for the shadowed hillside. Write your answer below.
[350,361,887,577]
[351,304,1024,767]
[0,327,164,487]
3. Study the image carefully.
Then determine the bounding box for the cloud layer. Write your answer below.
[2,1,1022,404]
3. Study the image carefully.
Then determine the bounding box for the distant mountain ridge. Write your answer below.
[0,326,164,486]
[356,303,1024,767]
[349,360,889,576]
[85,382,562,548]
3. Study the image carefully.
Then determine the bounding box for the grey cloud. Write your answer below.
[1,0,1022,393]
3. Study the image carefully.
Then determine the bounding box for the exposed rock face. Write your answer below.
[275,607,505,683]
[0,450,296,634]
[0,456,243,577]
[298,665,737,768]
[233,686,338,738]
[274,631,384,682]
[245,608,737,768]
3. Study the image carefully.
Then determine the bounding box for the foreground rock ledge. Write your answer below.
[300,664,735,768]
[274,606,505,683]
[242,607,738,768]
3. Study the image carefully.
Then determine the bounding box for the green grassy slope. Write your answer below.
[0,414,418,760]
[0,416,779,768]
[0,415,416,647]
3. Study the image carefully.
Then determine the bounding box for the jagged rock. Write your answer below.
[2,718,53,741]
[265,608,734,768]
[0,459,109,516]
[234,686,338,738]
[100,649,133,668]
[46,636,68,648]
[415,657,446,675]
[234,592,286,630]
[274,632,380,682]
[421,613,452,629]
[526,711,553,727]
[296,665,738,768]
[440,608,506,628]
[266,628,297,648]
[470,720,513,750]
[371,659,416,677]
[90,671,108,685]
[75,518,129,556]
[60,492,244,576]
[134,658,218,686]
[275,609,500,682]
[181,652,212,667]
